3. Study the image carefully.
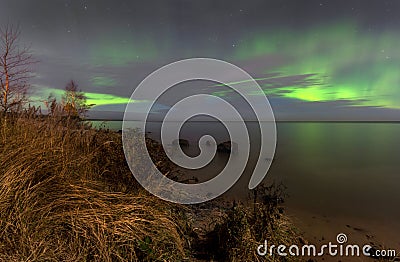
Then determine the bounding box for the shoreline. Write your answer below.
[0,115,305,261]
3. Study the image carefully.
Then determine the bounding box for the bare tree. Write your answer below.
[62,80,94,119]
[0,24,35,113]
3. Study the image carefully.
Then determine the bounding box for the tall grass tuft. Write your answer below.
[0,113,189,261]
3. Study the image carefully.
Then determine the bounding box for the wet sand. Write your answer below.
[285,206,399,261]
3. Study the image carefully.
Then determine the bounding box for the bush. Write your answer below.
[206,184,303,261]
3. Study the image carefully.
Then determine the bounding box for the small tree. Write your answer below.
[62,80,93,119]
[0,24,35,113]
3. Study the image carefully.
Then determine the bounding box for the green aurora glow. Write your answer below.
[232,21,400,108]
[89,34,159,67]
[85,92,131,106]
[34,21,400,111]
[33,87,132,107]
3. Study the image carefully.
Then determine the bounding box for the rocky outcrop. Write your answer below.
[217,141,238,154]
[172,139,190,147]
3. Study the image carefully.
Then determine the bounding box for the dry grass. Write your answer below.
[0,112,305,261]
[0,114,190,261]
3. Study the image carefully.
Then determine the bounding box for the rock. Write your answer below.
[217,141,238,154]
[172,139,189,147]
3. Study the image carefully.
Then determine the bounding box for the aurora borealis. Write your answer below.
[235,22,400,109]
[211,21,400,110]
[2,0,400,120]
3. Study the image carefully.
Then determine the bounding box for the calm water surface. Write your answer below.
[92,120,400,245]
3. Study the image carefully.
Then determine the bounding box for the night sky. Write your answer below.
[2,0,400,120]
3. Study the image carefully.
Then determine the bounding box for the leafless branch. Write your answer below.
[0,24,35,113]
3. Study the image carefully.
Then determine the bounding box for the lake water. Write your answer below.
[91,120,400,248]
